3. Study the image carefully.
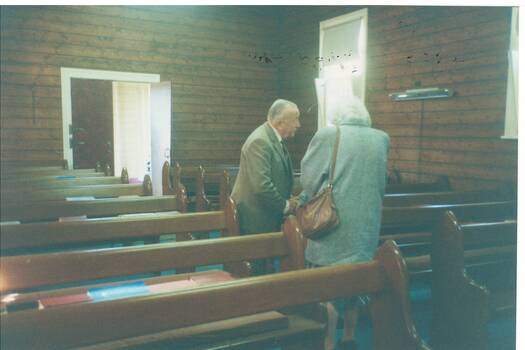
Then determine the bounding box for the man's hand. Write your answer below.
[287,197,300,215]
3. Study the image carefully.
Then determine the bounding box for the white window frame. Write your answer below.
[502,7,519,140]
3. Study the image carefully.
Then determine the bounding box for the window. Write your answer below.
[317,8,368,128]
[502,7,518,139]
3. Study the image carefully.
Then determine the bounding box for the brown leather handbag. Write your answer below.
[296,126,340,240]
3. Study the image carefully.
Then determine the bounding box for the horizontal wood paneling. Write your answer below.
[1,5,517,190]
[278,5,516,190]
[1,5,279,164]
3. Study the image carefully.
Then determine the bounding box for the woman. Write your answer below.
[298,97,390,350]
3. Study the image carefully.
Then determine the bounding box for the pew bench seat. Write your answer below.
[405,245,517,277]
[77,313,324,350]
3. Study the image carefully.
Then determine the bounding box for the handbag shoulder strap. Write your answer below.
[328,126,340,186]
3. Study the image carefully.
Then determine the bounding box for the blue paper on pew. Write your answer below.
[88,281,150,302]
[55,175,76,179]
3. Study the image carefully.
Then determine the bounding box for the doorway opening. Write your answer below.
[61,68,171,195]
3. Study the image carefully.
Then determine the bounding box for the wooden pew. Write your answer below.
[1,174,152,204]
[0,168,129,190]
[1,159,69,168]
[0,197,239,254]
[180,165,215,211]
[0,215,299,348]
[0,216,304,294]
[430,210,517,350]
[162,162,232,212]
[163,163,301,211]
[1,166,103,178]
[162,161,188,212]
[0,191,186,223]
[192,166,233,211]
[174,165,445,203]
[387,168,402,184]
[169,164,436,210]
[196,164,300,209]
[1,174,123,188]
[0,240,429,350]
[379,201,517,278]
[381,200,516,235]
[207,165,305,198]
[1,160,112,175]
[385,175,450,194]
[291,172,449,196]
[382,187,514,207]
[168,173,514,270]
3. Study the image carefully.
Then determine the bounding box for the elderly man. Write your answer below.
[231,99,300,273]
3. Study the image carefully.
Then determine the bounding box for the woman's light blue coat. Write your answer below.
[299,119,390,266]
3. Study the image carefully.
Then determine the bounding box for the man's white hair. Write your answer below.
[327,96,371,127]
[267,99,298,122]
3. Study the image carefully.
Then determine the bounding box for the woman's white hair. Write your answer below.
[327,96,371,127]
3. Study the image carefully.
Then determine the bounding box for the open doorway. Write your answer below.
[61,68,171,195]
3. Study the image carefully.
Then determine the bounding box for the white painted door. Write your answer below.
[112,82,151,182]
[150,82,172,196]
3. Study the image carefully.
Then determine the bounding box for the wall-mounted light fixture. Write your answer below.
[389,87,454,101]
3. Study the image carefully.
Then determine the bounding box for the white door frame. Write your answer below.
[60,67,160,168]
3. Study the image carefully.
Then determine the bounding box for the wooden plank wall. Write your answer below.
[277,6,516,190]
[1,6,517,190]
[0,5,279,165]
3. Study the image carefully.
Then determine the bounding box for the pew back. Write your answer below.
[0,194,184,223]
[430,210,517,349]
[162,162,232,212]
[1,167,102,178]
[1,197,239,252]
[0,241,428,350]
[0,168,129,190]
[0,216,299,293]
[381,200,516,234]
[381,201,516,279]
[382,188,513,207]
[1,176,123,189]
[1,173,151,204]
[385,175,450,194]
